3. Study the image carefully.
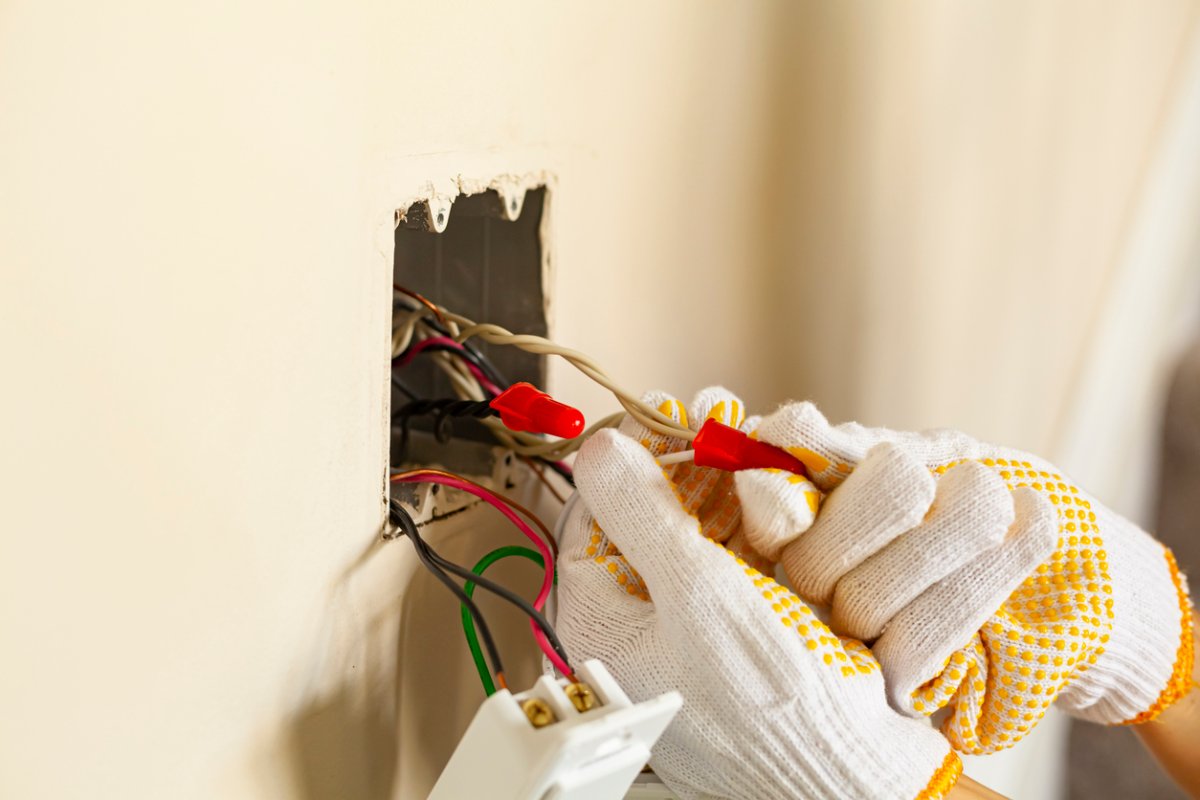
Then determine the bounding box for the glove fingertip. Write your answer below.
[687,386,748,433]
[755,401,867,486]
[735,468,820,561]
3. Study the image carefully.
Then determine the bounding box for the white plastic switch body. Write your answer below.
[427,659,682,800]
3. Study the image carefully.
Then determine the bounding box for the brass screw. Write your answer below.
[521,698,555,728]
[564,683,596,713]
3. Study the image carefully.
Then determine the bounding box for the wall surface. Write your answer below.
[766,6,1200,796]
[768,0,1200,458]
[2,2,1199,799]
[0,2,778,798]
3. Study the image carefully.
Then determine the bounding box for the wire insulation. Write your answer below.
[657,450,696,465]
[390,500,507,690]
[389,470,570,675]
[392,289,642,459]
[393,284,445,324]
[449,317,694,443]
[431,547,567,665]
[394,336,504,397]
[461,546,548,695]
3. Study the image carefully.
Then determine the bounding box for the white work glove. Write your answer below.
[556,389,961,800]
[741,401,1195,755]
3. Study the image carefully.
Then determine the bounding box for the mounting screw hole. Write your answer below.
[436,212,445,226]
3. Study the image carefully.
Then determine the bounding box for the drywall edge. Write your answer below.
[370,151,559,516]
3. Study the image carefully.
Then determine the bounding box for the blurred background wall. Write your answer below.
[766,5,1200,795]
[2,2,1199,798]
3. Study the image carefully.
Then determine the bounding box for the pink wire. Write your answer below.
[394,336,504,396]
[391,471,574,678]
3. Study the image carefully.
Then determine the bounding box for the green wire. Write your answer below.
[462,545,555,695]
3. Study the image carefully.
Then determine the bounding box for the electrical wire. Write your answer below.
[423,544,572,680]
[395,512,572,688]
[393,284,445,324]
[389,499,508,691]
[447,316,695,443]
[391,307,427,357]
[520,456,568,504]
[541,459,575,489]
[390,469,573,676]
[391,397,495,451]
[390,472,574,686]
[392,291,616,458]
[461,546,548,695]
[416,313,511,389]
[391,398,494,423]
[393,337,504,397]
[393,291,511,390]
[483,412,623,461]
[392,288,650,479]
[393,468,558,559]
[392,285,692,455]
[431,351,490,402]
[423,347,503,397]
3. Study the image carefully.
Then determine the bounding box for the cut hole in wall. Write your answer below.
[392,187,548,467]
[388,184,561,799]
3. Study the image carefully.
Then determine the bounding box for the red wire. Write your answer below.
[390,470,575,679]
[394,335,504,397]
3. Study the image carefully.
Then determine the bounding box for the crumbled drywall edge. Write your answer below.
[377,161,559,515]
[389,169,558,340]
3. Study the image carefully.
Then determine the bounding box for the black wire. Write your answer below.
[391,373,419,401]
[391,397,495,422]
[391,398,496,448]
[420,538,573,669]
[392,296,575,484]
[419,319,511,388]
[541,460,575,488]
[400,343,499,390]
[392,296,512,388]
[389,501,506,683]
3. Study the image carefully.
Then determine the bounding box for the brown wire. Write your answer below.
[393,284,446,324]
[520,456,568,505]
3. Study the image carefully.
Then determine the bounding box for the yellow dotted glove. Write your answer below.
[744,401,1194,755]
[555,389,961,800]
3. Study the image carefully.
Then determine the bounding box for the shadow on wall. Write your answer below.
[1067,339,1200,800]
[288,679,397,800]
[284,537,400,800]
[277,508,547,800]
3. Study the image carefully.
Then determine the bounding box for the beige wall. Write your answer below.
[366,4,782,414]
[2,2,1198,798]
[767,1,1200,457]
[0,2,778,797]
[766,9,1200,795]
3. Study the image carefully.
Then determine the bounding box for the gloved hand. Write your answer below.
[741,401,1195,755]
[555,389,961,800]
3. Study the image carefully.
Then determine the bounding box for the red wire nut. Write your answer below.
[692,419,809,476]
[490,383,585,439]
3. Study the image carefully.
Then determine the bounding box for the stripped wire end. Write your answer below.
[657,450,695,466]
